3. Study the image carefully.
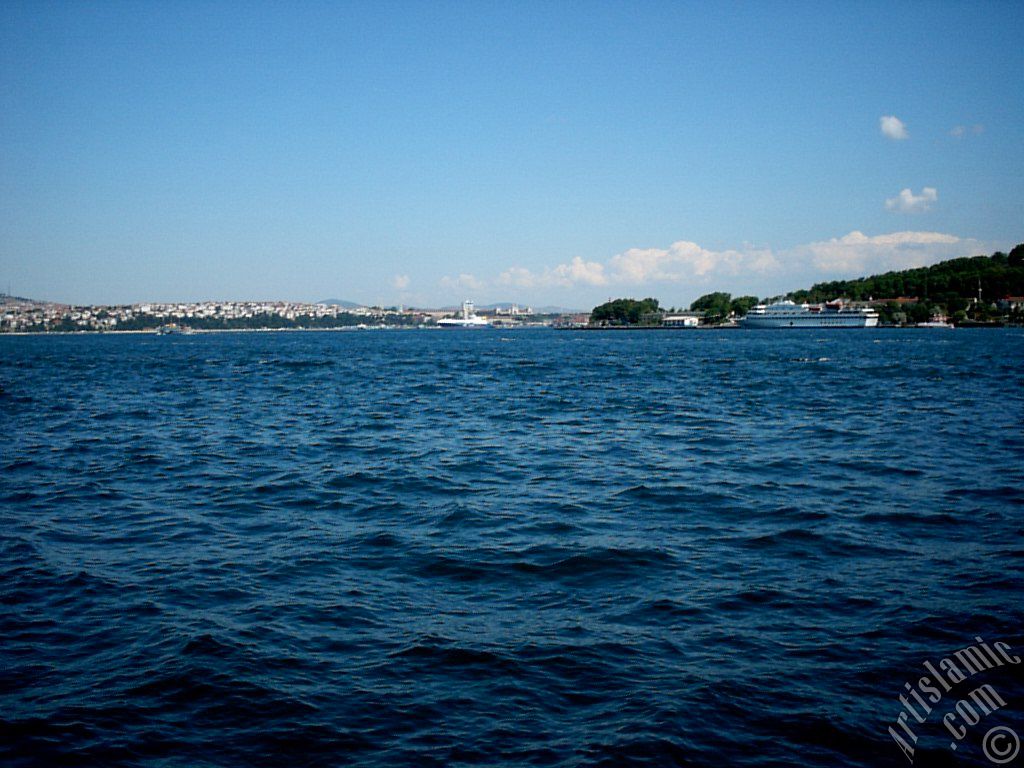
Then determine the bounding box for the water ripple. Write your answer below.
[1,329,1022,767]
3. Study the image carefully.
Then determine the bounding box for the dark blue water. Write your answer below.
[2,329,1022,767]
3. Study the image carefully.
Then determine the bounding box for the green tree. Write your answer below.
[877,302,903,325]
[729,296,759,317]
[590,298,661,326]
[690,292,732,322]
[907,302,933,324]
[1010,243,1024,268]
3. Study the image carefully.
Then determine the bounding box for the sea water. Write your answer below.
[2,329,1022,766]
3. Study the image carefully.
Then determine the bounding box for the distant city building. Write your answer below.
[493,304,533,316]
[867,296,919,305]
[552,313,591,328]
[0,296,554,332]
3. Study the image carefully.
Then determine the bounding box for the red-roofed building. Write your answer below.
[868,297,919,306]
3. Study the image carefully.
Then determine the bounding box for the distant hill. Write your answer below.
[533,305,584,314]
[788,243,1024,304]
[317,298,363,308]
[0,293,46,306]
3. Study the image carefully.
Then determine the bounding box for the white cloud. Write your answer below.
[885,187,938,213]
[607,241,778,284]
[392,274,410,290]
[950,124,984,138]
[487,230,991,300]
[439,272,485,292]
[790,230,980,275]
[497,266,537,289]
[880,115,908,140]
[499,256,607,289]
[552,256,608,287]
[497,242,778,291]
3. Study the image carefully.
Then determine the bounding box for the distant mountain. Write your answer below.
[533,305,584,314]
[317,298,363,308]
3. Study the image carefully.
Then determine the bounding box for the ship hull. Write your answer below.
[742,314,878,328]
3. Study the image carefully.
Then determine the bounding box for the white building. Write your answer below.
[663,314,700,327]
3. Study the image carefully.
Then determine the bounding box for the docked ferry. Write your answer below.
[741,300,878,328]
[437,300,491,328]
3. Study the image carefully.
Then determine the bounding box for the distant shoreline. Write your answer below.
[2,324,1017,337]
[560,325,739,331]
[0,326,435,337]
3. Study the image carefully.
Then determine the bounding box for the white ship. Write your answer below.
[741,300,879,328]
[437,300,491,328]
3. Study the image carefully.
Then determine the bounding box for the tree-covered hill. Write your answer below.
[790,244,1024,306]
[589,298,662,326]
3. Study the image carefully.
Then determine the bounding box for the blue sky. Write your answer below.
[2,1,1022,308]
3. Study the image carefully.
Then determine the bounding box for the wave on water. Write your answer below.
[1,329,1022,766]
